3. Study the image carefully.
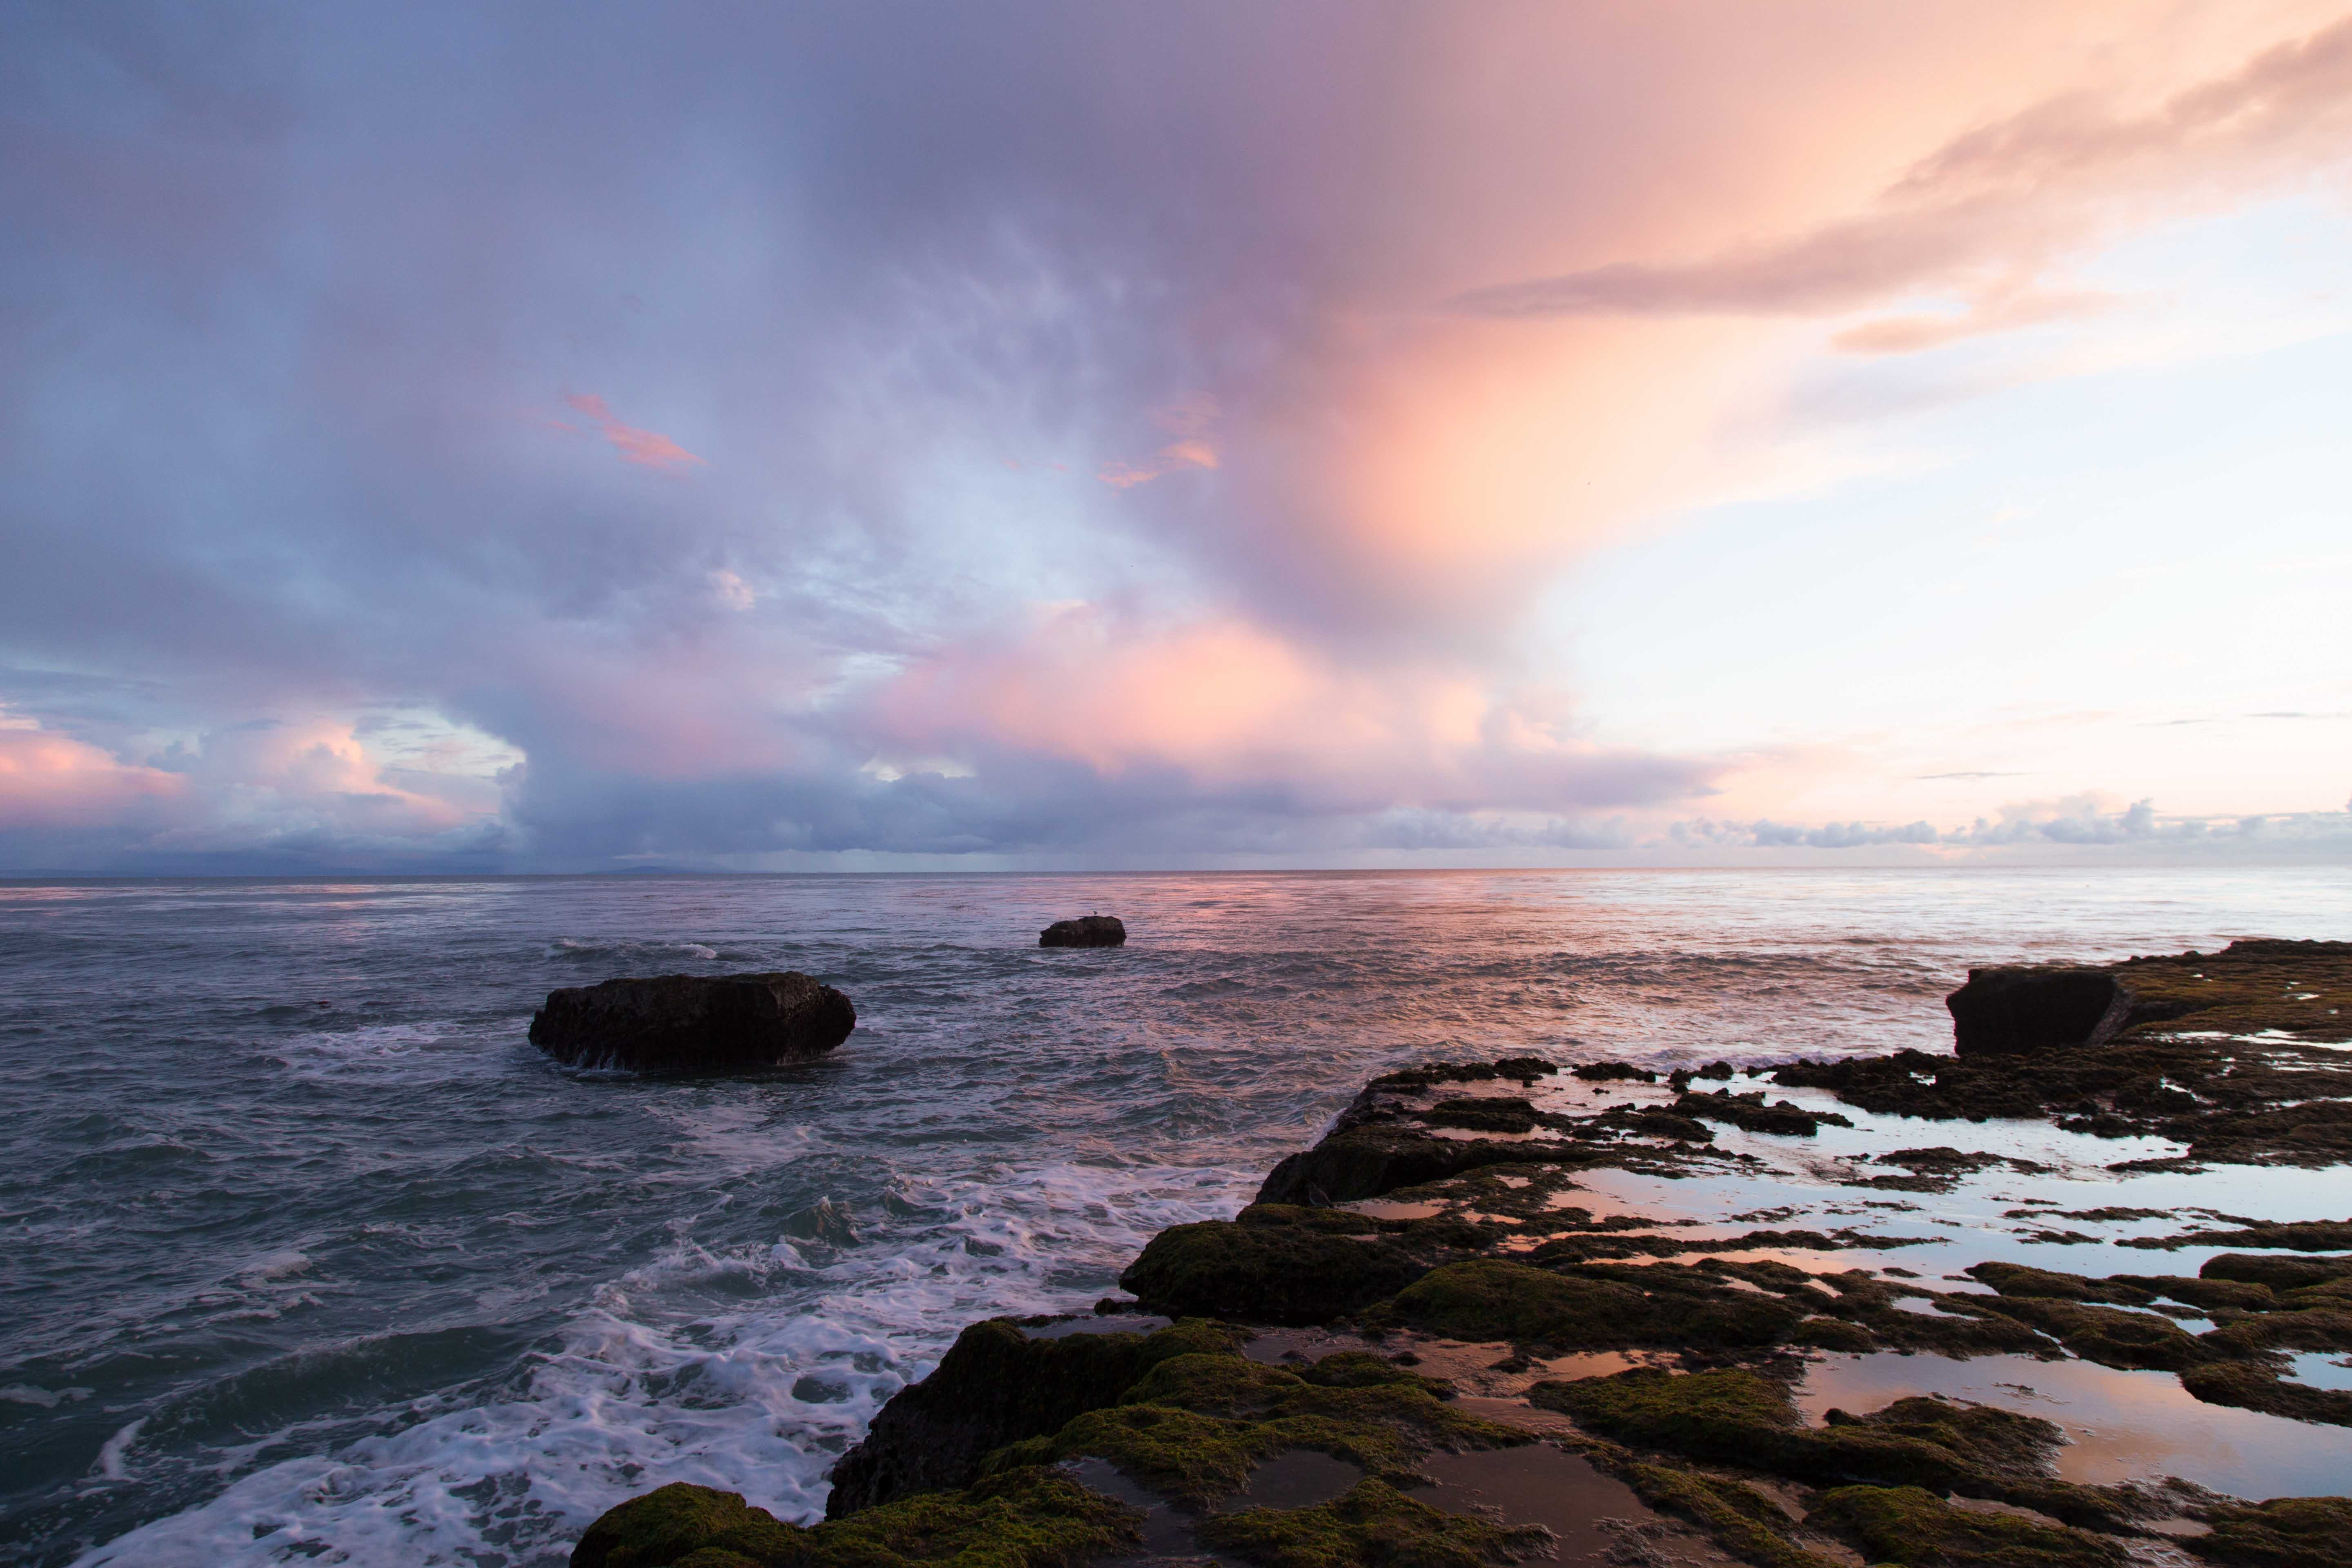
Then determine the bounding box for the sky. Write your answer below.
[2,0,2350,873]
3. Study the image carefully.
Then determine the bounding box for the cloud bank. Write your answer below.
[2,2,2348,871]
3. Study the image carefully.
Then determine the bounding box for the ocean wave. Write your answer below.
[68,1156,1255,1567]
[546,938,721,962]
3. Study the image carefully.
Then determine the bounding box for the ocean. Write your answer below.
[2,867,2346,1566]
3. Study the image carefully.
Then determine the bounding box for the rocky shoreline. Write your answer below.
[571,939,2352,1568]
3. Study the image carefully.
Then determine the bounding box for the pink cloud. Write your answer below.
[1447,14,2352,342]
[1099,396,1221,487]
[561,392,706,472]
[869,605,1714,813]
[0,724,184,828]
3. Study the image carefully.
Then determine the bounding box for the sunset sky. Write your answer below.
[4,1,2350,871]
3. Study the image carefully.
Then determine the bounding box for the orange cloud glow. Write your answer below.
[0,723,184,827]
[562,392,706,472]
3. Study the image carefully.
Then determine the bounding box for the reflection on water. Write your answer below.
[1797,1352,2352,1500]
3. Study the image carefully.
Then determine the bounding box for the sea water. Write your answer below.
[1,868,2345,1566]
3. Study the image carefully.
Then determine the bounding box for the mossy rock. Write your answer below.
[572,1467,1142,1568]
[1791,1316,1878,1351]
[1423,1096,1545,1135]
[2202,1254,2352,1292]
[2179,1360,2352,1427]
[1385,1260,1648,1345]
[1384,1259,1804,1351]
[1194,1477,1554,1568]
[1532,1370,2134,1530]
[1254,1125,1590,1207]
[2188,1494,2352,1568]
[1614,1463,1838,1568]
[1809,1484,2126,1568]
[2203,1307,2352,1357]
[991,1350,1527,1506]
[828,1317,1241,1515]
[1293,1349,1454,1397]
[1967,1296,2218,1372]
[1119,1217,1431,1323]
[1967,1263,2156,1306]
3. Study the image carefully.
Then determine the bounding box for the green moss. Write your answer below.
[1193,1478,1553,1568]
[828,1316,1247,1515]
[2202,1307,2352,1357]
[1967,1263,2156,1306]
[1809,1485,2125,1568]
[1967,1296,2218,1372]
[1119,1216,1430,1323]
[995,1350,1527,1506]
[1791,1316,1878,1352]
[1615,1464,1841,1568]
[2109,1274,2275,1313]
[1384,1260,1647,1345]
[2201,1254,2352,1292]
[2187,1495,2352,1568]
[1383,1259,1805,1351]
[1294,1350,1454,1398]
[571,1468,1142,1568]
[2179,1360,2352,1427]
[1531,1367,1799,1454]
[1531,1370,2135,1531]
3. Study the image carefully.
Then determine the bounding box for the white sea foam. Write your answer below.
[71,1157,1255,1567]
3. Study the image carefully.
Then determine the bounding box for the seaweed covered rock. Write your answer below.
[530,971,855,1073]
[1195,1477,1554,1568]
[1384,1259,1804,1351]
[991,1347,1526,1506]
[1254,1124,1592,1207]
[1672,1089,1854,1136]
[2187,1494,2352,1568]
[1118,1214,1431,1323]
[826,1317,1237,1515]
[1531,1369,2136,1530]
[1809,1484,2125,1568]
[2179,1360,2352,1427]
[1039,915,1125,948]
[573,1468,1141,1568]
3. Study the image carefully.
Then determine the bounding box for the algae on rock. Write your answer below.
[827,1317,1241,1515]
[571,1467,1142,1568]
[1194,1477,1555,1568]
[1808,1484,2126,1568]
[989,1348,1529,1508]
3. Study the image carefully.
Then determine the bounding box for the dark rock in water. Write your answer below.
[528,971,854,1072]
[1039,914,1125,947]
[1946,937,2352,1057]
[825,1316,1239,1516]
[1947,966,2135,1056]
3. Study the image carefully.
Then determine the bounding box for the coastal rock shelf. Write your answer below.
[529,970,856,1073]
[572,939,2352,1568]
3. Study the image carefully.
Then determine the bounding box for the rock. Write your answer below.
[1946,966,2134,1056]
[528,971,854,1073]
[1118,1216,1430,1323]
[825,1317,1241,1516]
[1039,914,1125,948]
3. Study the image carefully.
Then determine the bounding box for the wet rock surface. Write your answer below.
[529,970,855,1072]
[576,939,2352,1568]
[1041,915,1127,948]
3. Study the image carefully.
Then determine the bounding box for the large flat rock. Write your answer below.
[528,970,855,1073]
